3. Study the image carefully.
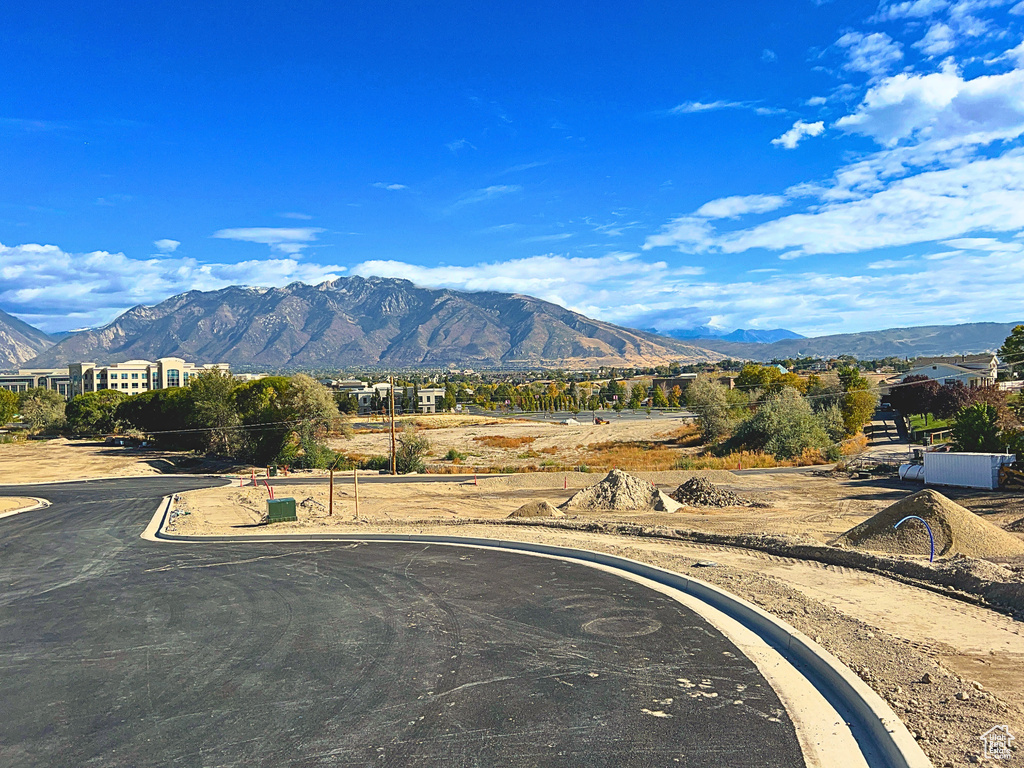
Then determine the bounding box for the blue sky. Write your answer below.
[2,0,1023,336]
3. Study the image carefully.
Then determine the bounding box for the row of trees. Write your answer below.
[61,372,344,467]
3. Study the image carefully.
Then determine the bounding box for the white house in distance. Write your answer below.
[68,357,230,397]
[899,354,998,388]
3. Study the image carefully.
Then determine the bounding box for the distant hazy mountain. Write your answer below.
[658,327,803,344]
[0,308,55,369]
[28,277,719,369]
[717,328,805,344]
[691,322,1023,361]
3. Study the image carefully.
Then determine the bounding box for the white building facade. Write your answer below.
[901,354,998,388]
[68,357,230,397]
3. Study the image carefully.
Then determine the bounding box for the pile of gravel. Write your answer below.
[670,477,767,508]
[508,500,565,519]
[833,489,1024,559]
[559,469,681,513]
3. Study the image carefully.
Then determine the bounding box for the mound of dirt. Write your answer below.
[670,477,767,508]
[1006,516,1024,533]
[833,489,1024,559]
[559,469,681,513]
[508,501,565,519]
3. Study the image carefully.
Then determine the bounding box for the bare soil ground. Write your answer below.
[172,470,1024,766]
[0,438,182,484]
[334,415,703,471]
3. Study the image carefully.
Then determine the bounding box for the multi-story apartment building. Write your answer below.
[0,368,72,397]
[65,357,230,397]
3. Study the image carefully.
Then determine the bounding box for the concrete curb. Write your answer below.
[0,497,51,520]
[149,504,931,768]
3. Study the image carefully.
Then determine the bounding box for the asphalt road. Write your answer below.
[0,478,804,767]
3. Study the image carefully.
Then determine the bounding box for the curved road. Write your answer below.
[0,478,805,767]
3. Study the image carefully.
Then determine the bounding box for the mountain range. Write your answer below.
[20,277,717,369]
[0,308,56,368]
[2,278,1021,370]
[657,327,805,344]
[694,322,1022,361]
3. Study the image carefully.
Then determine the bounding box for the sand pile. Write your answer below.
[670,477,767,508]
[833,489,1024,559]
[508,501,565,519]
[559,469,681,513]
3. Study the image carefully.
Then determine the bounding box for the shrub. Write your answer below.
[396,429,430,473]
[444,447,468,462]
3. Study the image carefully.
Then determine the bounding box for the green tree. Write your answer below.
[651,385,669,408]
[18,388,66,433]
[334,391,359,414]
[396,428,430,473]
[838,366,878,436]
[0,388,19,426]
[279,374,343,468]
[951,403,1004,452]
[818,402,847,443]
[735,364,781,393]
[627,383,644,409]
[116,388,203,450]
[998,325,1024,378]
[189,370,240,454]
[64,389,127,435]
[686,375,733,441]
[232,376,292,463]
[442,382,457,412]
[731,388,830,459]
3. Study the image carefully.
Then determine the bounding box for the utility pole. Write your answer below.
[389,375,397,475]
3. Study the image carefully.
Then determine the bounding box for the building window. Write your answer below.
[132,373,139,379]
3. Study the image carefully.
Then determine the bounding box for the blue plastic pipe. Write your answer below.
[894,515,935,562]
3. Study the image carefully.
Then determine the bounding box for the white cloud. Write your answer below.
[914,22,957,56]
[445,138,476,153]
[836,32,904,78]
[670,100,747,114]
[872,0,950,21]
[341,245,1024,337]
[211,227,325,254]
[806,96,828,106]
[153,239,179,253]
[1011,1,1024,13]
[279,212,313,220]
[771,120,825,149]
[449,184,522,210]
[835,61,1024,148]
[645,151,1024,255]
[694,194,788,218]
[762,49,777,62]
[0,242,346,331]
[372,182,407,190]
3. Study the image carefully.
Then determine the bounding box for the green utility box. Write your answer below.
[266,497,297,523]
[269,465,279,477]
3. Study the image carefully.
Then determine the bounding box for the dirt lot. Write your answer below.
[335,414,711,472]
[172,470,1024,766]
[0,438,180,484]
